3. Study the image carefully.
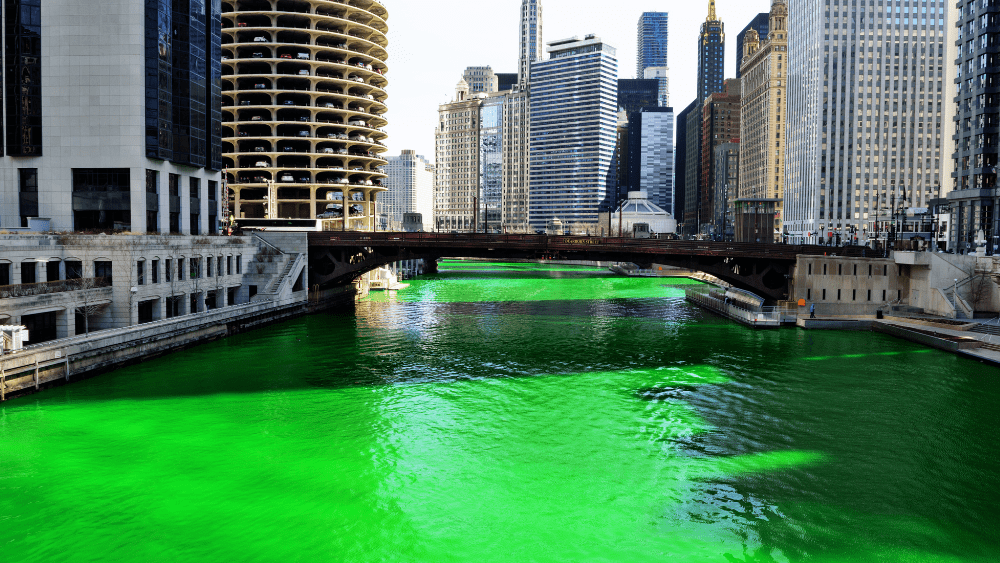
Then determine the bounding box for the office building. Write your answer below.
[618,79,660,117]
[714,143,739,239]
[382,151,434,230]
[948,0,998,253]
[737,0,787,242]
[502,89,532,231]
[497,73,519,92]
[435,80,482,232]
[637,12,669,106]
[627,108,675,214]
[674,100,697,221]
[519,0,544,85]
[0,0,223,234]
[698,0,726,105]
[529,36,618,231]
[480,94,504,231]
[735,13,769,79]
[701,79,741,233]
[785,0,947,244]
[463,66,499,94]
[683,102,703,233]
[221,0,389,230]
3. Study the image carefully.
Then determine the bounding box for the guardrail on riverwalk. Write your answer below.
[684,287,784,328]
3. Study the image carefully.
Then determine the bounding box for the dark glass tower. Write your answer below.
[735,13,768,79]
[697,0,725,106]
[617,79,659,117]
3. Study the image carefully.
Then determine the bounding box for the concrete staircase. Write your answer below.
[945,290,968,320]
[970,323,1000,337]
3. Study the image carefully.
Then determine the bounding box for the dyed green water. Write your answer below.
[1,261,998,562]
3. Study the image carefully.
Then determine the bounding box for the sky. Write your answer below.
[380,0,774,162]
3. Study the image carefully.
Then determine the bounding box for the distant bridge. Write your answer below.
[307,232,870,302]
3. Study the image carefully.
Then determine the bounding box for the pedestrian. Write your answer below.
[810,303,816,319]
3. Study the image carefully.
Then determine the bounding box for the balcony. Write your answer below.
[0,277,111,300]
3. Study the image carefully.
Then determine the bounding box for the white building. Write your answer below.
[0,0,223,235]
[382,151,434,230]
[611,191,677,236]
[784,0,948,244]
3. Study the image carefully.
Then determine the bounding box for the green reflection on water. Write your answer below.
[0,261,996,562]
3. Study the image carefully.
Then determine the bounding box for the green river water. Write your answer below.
[1,261,998,562]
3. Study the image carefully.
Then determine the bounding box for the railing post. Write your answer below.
[1,359,5,401]
[33,357,39,390]
[65,356,71,381]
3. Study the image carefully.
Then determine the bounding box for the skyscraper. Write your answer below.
[698,0,725,105]
[674,100,698,221]
[637,13,670,107]
[700,79,741,233]
[519,0,543,85]
[529,35,618,231]
[785,0,947,244]
[735,13,769,79]
[435,79,482,232]
[947,0,997,253]
[383,151,434,230]
[617,79,660,117]
[463,66,499,94]
[738,0,788,242]
[627,108,675,213]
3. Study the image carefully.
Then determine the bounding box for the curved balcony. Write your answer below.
[222,0,388,228]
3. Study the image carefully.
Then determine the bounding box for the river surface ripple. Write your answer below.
[1,261,997,562]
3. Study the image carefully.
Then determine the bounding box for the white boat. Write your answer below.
[369,267,409,291]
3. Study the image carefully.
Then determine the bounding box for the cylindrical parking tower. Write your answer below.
[221,0,388,229]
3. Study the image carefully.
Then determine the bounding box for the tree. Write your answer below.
[75,276,111,335]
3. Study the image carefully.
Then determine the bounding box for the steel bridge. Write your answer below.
[307,232,868,302]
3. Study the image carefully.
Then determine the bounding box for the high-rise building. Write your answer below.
[382,151,434,230]
[497,73,519,93]
[683,104,703,234]
[714,143,740,239]
[698,0,726,105]
[637,12,669,78]
[643,67,671,107]
[519,0,543,85]
[700,79,741,234]
[674,100,698,221]
[529,35,618,231]
[0,0,223,234]
[627,108,675,213]
[480,94,505,231]
[785,0,947,244]
[738,0,788,242]
[435,80,482,232]
[947,0,997,253]
[735,14,769,79]
[502,89,532,231]
[463,66,499,94]
[618,79,660,117]
[221,0,389,230]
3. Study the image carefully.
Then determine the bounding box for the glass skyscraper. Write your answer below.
[529,35,618,231]
[637,12,668,78]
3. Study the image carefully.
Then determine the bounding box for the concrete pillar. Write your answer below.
[181,292,191,316]
[158,297,167,321]
[56,308,74,339]
[58,260,66,281]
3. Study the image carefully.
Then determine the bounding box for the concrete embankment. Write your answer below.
[0,300,312,401]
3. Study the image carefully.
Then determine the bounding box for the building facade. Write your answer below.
[627,108,675,214]
[435,80,482,232]
[382,151,434,230]
[683,103,703,234]
[701,79,741,233]
[502,89,531,231]
[698,0,726,105]
[738,0,788,242]
[220,0,389,230]
[0,0,223,234]
[674,100,697,221]
[529,36,618,231]
[785,0,947,244]
[948,0,1000,253]
[714,143,740,239]
[735,13,770,79]
[637,12,669,106]
[618,79,660,117]
[463,66,499,94]
[519,0,544,86]
[480,94,504,231]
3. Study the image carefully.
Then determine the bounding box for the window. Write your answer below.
[868,289,872,301]
[20,261,36,284]
[72,169,132,231]
[236,255,242,274]
[217,256,223,277]
[94,261,112,285]
[137,261,145,286]
[823,264,828,275]
[190,258,200,279]
[807,288,812,300]
[852,289,857,301]
[152,260,159,284]
[46,260,60,282]
[165,259,172,282]
[146,169,159,232]
[19,169,38,228]
[837,289,842,301]
[5,0,43,156]
[882,289,887,301]
[177,258,185,281]
[207,257,212,278]
[0,263,9,286]
[169,174,181,234]
[822,288,827,300]
[227,256,232,275]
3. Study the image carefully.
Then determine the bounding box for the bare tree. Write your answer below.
[74,277,111,335]
[964,262,992,311]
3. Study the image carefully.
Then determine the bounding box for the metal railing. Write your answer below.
[0,277,111,300]
[684,288,782,327]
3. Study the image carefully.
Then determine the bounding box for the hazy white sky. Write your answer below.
[381,0,773,162]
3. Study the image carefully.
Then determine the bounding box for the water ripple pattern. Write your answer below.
[0,260,997,562]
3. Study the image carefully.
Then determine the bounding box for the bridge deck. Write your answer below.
[307,232,867,260]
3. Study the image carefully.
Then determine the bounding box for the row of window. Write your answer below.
[136,256,243,286]
[807,288,901,302]
[806,262,895,276]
